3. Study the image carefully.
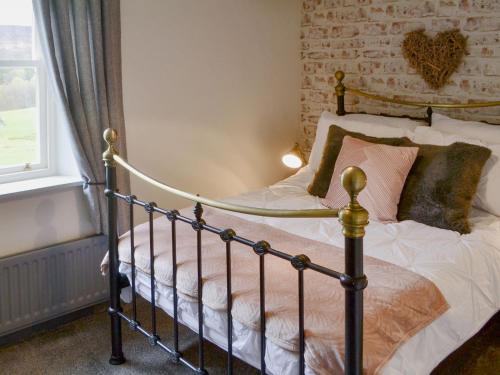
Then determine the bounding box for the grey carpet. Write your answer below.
[0,298,257,374]
[0,297,498,374]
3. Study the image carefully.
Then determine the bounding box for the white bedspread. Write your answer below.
[118,166,500,374]
[217,166,500,375]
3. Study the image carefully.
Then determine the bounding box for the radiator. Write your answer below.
[0,235,108,337]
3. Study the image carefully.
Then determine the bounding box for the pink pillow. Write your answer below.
[321,136,418,222]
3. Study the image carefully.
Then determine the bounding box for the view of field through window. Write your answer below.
[0,0,39,169]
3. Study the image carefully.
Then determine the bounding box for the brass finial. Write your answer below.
[335,70,346,96]
[103,128,118,167]
[338,166,369,238]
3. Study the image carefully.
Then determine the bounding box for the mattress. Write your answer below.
[119,166,500,374]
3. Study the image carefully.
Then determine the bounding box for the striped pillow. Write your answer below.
[321,136,418,223]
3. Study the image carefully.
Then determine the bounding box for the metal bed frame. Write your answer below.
[103,70,500,375]
[334,70,500,126]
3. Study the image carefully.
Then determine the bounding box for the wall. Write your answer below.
[0,187,95,258]
[0,89,95,259]
[301,0,500,152]
[121,0,302,217]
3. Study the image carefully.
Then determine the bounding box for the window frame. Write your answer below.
[0,10,56,184]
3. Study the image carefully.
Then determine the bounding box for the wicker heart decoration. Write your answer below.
[402,29,467,90]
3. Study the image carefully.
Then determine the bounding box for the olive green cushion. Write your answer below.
[307,125,412,197]
[397,141,491,234]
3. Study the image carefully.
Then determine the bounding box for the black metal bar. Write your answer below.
[146,202,159,344]
[337,94,345,116]
[249,241,270,374]
[193,202,207,374]
[298,269,305,375]
[259,254,266,373]
[106,163,125,365]
[335,71,346,116]
[290,254,310,375]
[167,210,180,359]
[344,237,365,375]
[226,240,233,374]
[128,196,138,324]
[427,106,433,126]
[220,228,236,375]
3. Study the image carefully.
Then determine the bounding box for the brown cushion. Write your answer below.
[307,125,412,197]
[397,141,491,234]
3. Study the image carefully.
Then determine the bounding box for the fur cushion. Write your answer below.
[398,141,492,234]
[307,125,412,197]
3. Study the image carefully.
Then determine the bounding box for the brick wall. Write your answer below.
[301,0,500,152]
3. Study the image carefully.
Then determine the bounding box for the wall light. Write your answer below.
[281,143,306,169]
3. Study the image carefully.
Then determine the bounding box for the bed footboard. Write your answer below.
[102,129,369,375]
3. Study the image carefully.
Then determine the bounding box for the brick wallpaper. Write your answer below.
[300,0,500,152]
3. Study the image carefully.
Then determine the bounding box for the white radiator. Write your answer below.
[0,235,108,337]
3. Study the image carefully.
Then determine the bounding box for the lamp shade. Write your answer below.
[282,143,305,169]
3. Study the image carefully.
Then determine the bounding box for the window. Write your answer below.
[0,0,54,183]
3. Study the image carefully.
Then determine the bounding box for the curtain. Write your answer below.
[33,0,130,234]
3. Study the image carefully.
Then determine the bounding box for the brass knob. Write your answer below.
[339,166,369,238]
[103,128,119,166]
[103,128,117,145]
[341,166,367,200]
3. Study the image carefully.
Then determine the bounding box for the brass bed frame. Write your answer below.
[103,71,500,375]
[334,70,500,125]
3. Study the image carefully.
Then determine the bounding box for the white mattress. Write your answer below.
[120,166,500,374]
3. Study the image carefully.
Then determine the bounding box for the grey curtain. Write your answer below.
[33,0,130,234]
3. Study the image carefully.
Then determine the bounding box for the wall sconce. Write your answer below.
[281,143,306,169]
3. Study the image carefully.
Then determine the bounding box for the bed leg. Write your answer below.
[339,167,369,375]
[103,129,126,365]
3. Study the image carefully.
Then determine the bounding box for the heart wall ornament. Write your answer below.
[402,29,468,90]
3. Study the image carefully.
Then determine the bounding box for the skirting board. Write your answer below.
[0,235,108,338]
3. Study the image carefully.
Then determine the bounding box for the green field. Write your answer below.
[0,107,38,167]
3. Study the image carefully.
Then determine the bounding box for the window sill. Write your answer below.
[0,176,83,200]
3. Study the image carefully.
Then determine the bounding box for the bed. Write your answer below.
[101,71,500,374]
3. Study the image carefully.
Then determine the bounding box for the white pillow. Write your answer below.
[343,113,426,131]
[414,126,500,217]
[308,111,420,172]
[432,113,500,144]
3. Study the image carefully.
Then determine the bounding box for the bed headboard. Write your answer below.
[334,70,500,126]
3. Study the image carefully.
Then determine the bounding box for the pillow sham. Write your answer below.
[308,125,413,197]
[432,113,500,144]
[413,126,500,217]
[308,111,420,172]
[321,136,418,222]
[397,139,492,234]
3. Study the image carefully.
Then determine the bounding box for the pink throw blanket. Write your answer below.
[116,208,449,374]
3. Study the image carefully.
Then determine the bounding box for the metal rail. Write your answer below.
[334,70,500,109]
[347,87,500,108]
[112,154,338,219]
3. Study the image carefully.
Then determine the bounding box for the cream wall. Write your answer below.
[0,0,302,257]
[121,0,302,216]
[0,187,94,258]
